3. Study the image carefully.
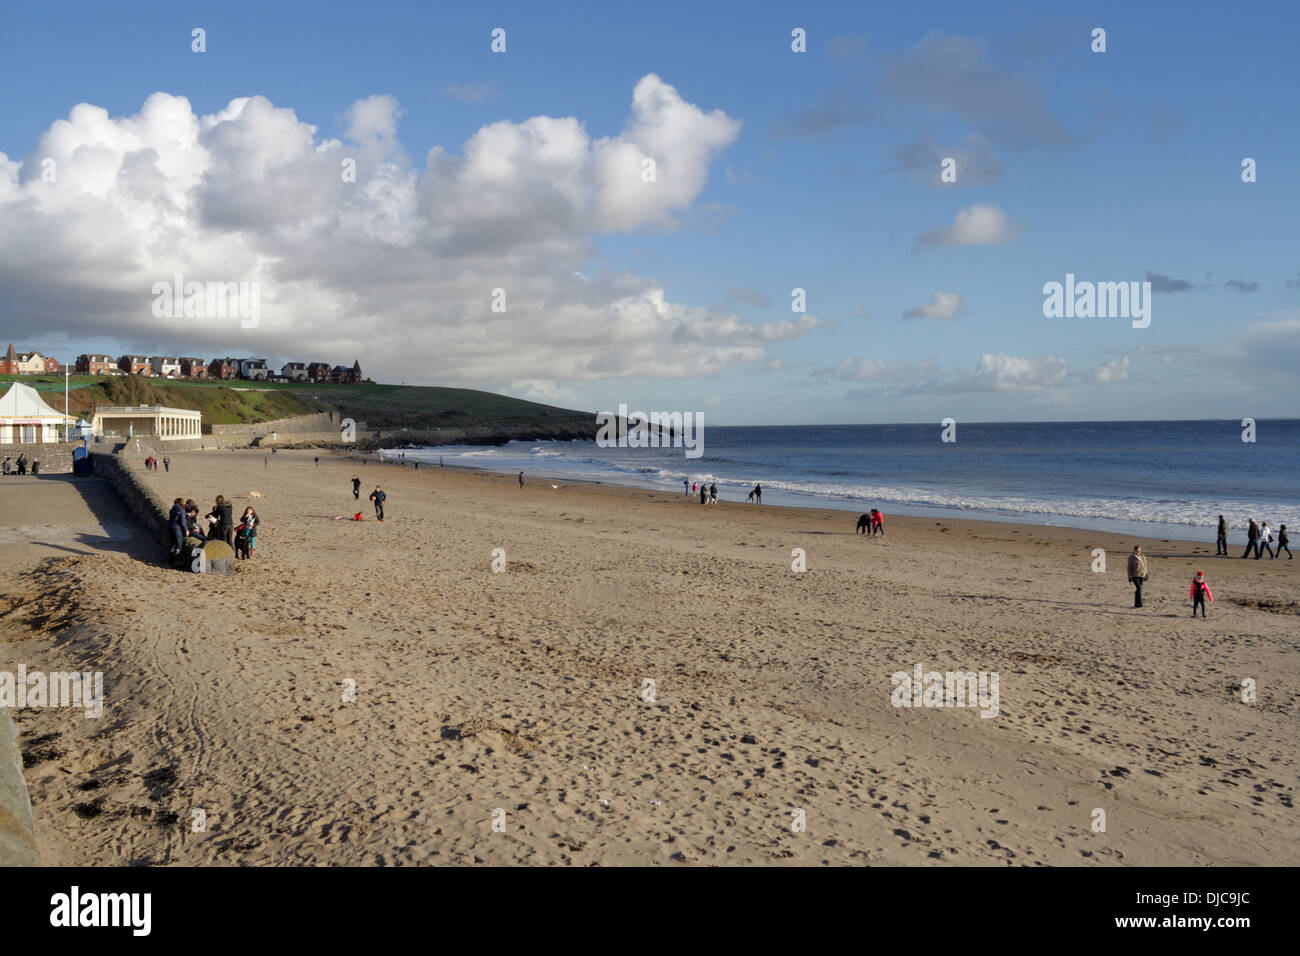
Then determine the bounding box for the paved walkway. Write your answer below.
[0,474,153,570]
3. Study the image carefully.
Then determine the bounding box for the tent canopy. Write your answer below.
[0,383,64,419]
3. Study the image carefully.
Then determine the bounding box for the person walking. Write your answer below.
[709,482,718,504]
[871,509,885,536]
[369,485,386,521]
[1189,571,1213,619]
[1127,545,1149,608]
[1215,515,1228,555]
[684,478,691,495]
[754,483,761,504]
[518,471,526,488]
[314,456,319,467]
[351,475,361,499]
[163,456,170,473]
[1258,522,1275,559]
[1242,519,1260,559]
[1277,525,1292,559]
[699,483,707,505]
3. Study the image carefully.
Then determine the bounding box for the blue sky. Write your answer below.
[1,0,1296,423]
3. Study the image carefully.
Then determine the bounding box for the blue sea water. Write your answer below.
[387,420,1299,544]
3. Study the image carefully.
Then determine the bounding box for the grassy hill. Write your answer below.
[4,374,593,432]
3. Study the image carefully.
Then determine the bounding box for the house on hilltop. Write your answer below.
[76,354,116,375]
[1,344,59,375]
[180,357,208,379]
[149,356,182,379]
[118,354,151,375]
[208,358,239,380]
[239,358,270,381]
[281,362,308,381]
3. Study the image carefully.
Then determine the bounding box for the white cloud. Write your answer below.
[903,291,965,320]
[0,77,777,389]
[1090,354,1132,383]
[916,203,1018,248]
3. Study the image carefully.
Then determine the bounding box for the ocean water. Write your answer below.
[387,420,1300,544]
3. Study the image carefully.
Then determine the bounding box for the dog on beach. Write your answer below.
[856,513,871,534]
[249,491,262,498]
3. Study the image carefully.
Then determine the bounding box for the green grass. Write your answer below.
[3,375,592,430]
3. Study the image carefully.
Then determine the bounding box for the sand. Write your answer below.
[1,448,1296,866]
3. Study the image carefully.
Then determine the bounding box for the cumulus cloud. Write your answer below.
[903,291,965,320]
[1089,354,1132,384]
[957,352,1068,392]
[0,76,784,389]
[916,203,1018,248]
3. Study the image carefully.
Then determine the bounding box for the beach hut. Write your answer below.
[0,382,65,444]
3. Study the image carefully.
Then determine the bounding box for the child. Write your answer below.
[871,509,885,536]
[1189,571,1213,619]
[237,506,259,558]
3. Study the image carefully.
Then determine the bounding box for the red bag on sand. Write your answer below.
[352,512,364,521]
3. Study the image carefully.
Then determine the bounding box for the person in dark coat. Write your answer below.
[1242,519,1260,559]
[1215,515,1228,555]
[351,475,361,499]
[168,497,188,554]
[369,485,386,521]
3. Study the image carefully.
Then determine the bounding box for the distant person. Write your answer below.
[163,456,170,472]
[754,484,761,504]
[1242,519,1260,558]
[264,455,268,469]
[369,485,386,521]
[1215,515,1228,555]
[1277,524,1292,559]
[185,500,206,541]
[168,497,188,555]
[314,456,319,467]
[1127,545,1149,608]
[440,456,444,468]
[414,461,419,472]
[2,457,10,475]
[1258,522,1275,559]
[1189,571,1213,619]
[699,484,707,505]
[709,482,718,504]
[684,478,690,495]
[519,471,526,488]
[351,475,361,499]
[17,453,28,475]
[871,509,885,537]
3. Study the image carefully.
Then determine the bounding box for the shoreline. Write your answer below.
[362,445,1249,548]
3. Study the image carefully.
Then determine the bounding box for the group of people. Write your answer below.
[144,455,170,472]
[168,494,260,560]
[1222,516,1292,559]
[688,481,718,504]
[2,454,36,475]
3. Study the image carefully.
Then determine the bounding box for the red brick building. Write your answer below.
[180,357,209,379]
[76,354,116,375]
[208,357,239,380]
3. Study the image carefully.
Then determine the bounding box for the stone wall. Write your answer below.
[210,412,338,435]
[0,442,75,474]
[91,452,169,552]
[0,708,39,866]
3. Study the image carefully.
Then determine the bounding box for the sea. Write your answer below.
[386,420,1299,545]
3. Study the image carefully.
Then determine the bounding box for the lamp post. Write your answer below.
[64,363,69,442]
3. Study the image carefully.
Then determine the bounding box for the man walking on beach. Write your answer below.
[1127,545,1149,608]
[1258,522,1275,559]
[352,475,361,499]
[369,485,386,521]
[1216,515,1228,555]
[1242,519,1260,559]
[163,456,170,473]
[519,471,526,488]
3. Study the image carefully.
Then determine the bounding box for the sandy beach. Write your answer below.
[1,448,1296,866]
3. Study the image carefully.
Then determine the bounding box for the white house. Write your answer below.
[239,358,269,380]
[149,356,182,378]
[0,382,65,444]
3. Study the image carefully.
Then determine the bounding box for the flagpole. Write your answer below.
[64,362,69,442]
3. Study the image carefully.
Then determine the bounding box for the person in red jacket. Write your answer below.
[871,509,885,536]
[1189,571,1213,619]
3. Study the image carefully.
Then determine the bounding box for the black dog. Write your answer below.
[856,514,871,534]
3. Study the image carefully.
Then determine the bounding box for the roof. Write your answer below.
[0,383,65,420]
